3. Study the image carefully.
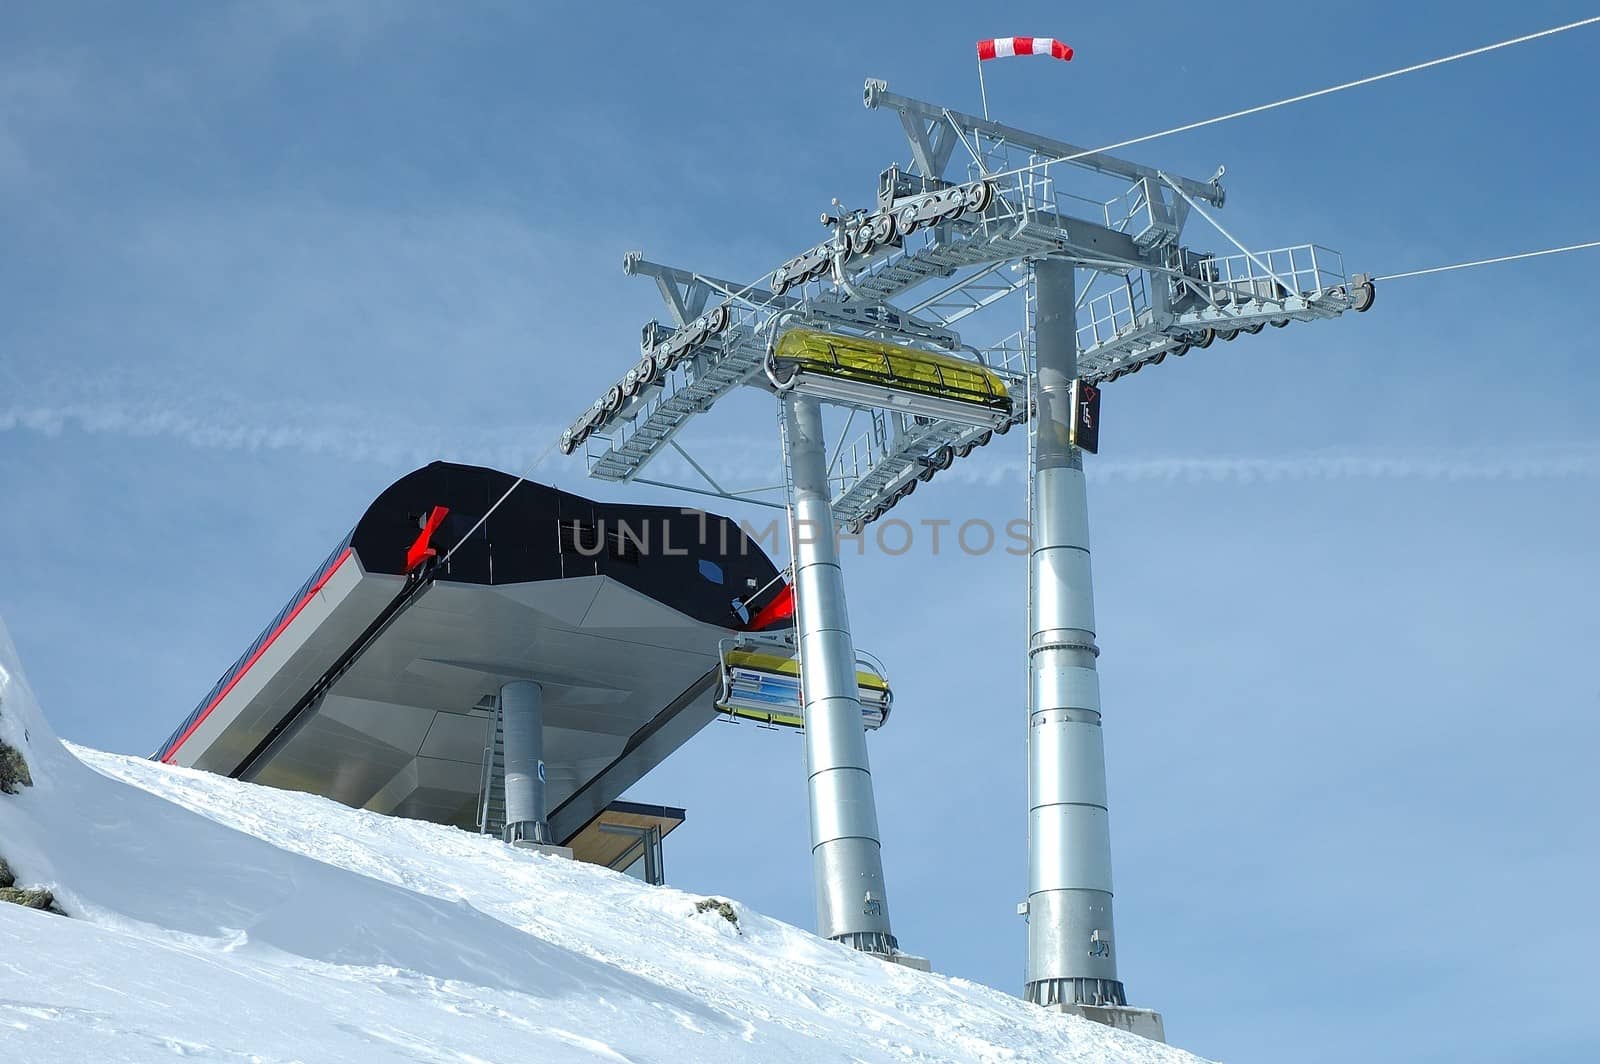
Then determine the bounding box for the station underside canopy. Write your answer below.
[156,462,788,846]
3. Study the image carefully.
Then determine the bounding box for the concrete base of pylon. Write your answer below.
[883,951,931,973]
[1046,1003,1165,1043]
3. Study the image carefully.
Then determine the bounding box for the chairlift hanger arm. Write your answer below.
[863,79,1225,208]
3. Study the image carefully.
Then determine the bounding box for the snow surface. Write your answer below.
[0,616,1209,1063]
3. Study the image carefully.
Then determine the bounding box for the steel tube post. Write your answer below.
[783,392,898,955]
[501,680,551,845]
[1025,258,1124,1008]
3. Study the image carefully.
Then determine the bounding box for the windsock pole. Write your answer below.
[975,36,1074,125]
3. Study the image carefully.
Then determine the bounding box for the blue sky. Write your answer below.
[3,3,1598,1061]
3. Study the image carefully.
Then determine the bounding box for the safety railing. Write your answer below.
[1190,244,1347,306]
[1076,273,1152,352]
[830,428,879,496]
[1102,182,1151,237]
[981,329,1030,381]
[475,700,502,836]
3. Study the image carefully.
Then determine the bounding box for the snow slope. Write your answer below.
[0,616,1209,1063]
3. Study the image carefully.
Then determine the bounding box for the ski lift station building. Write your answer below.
[154,461,881,882]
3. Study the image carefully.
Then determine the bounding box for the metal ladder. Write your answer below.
[475,700,506,837]
[1023,267,1038,649]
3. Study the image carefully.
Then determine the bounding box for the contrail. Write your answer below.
[8,403,1598,487]
[0,403,559,472]
[940,448,1600,486]
[620,441,1600,489]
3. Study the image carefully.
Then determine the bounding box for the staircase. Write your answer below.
[475,701,505,838]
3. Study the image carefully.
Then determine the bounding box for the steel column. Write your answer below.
[783,392,898,955]
[501,680,551,845]
[1025,258,1124,1007]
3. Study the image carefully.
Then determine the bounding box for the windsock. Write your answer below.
[976,37,1074,62]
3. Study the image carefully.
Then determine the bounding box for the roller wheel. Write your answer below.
[934,445,954,470]
[1244,322,1264,335]
[1352,280,1376,313]
[1149,352,1166,367]
[956,442,974,458]
[975,429,993,447]
[994,417,1012,435]
[603,386,624,414]
[560,430,576,455]
[1219,328,1238,342]
[772,271,792,296]
[871,214,895,243]
[1270,318,1290,328]
[1193,329,1216,349]
[636,354,659,385]
[622,368,641,397]
[963,181,994,214]
[897,204,921,236]
[1172,342,1192,358]
[709,304,730,334]
[900,476,919,496]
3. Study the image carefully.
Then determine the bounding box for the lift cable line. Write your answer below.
[980,14,1600,187]
[1375,240,1600,282]
[437,439,560,568]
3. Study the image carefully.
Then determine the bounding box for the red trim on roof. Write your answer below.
[161,547,354,763]
[747,583,795,631]
[405,505,450,573]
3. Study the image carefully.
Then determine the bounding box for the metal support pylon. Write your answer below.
[501,680,551,845]
[1024,258,1126,1010]
[780,391,899,955]
[567,78,1369,1016]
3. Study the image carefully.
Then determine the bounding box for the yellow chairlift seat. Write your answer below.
[716,645,892,730]
[771,329,1012,426]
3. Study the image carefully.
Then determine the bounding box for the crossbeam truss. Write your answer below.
[565,79,1371,529]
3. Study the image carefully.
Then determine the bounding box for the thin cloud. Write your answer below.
[0,403,558,473]
[8,402,1598,488]
[1086,450,1600,484]
[940,448,1600,486]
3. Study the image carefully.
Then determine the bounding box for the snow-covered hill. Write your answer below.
[0,616,1207,1063]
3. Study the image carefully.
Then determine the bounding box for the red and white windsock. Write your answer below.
[977,37,1073,62]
